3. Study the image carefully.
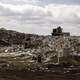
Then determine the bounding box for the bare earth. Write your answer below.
[0,70,80,80]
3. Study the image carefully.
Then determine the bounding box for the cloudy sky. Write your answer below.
[0,0,80,35]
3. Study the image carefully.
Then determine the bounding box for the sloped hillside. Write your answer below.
[0,28,42,46]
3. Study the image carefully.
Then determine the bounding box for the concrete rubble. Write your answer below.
[0,28,80,71]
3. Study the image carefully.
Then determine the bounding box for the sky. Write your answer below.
[0,0,80,35]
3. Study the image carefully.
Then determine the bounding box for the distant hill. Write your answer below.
[0,28,43,47]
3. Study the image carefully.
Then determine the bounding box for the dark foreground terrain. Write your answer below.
[0,70,80,80]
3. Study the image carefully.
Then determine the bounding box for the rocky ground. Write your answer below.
[0,28,80,70]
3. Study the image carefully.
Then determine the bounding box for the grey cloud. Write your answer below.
[0,1,80,35]
[0,0,42,5]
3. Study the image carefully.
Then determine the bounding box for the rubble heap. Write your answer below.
[0,27,80,70]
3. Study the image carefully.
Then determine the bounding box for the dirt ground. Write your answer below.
[0,70,80,80]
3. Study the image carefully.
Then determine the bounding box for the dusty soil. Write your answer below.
[0,70,80,80]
